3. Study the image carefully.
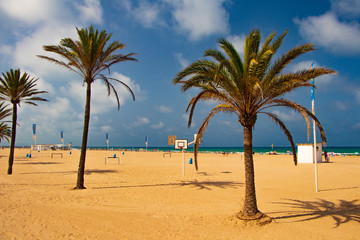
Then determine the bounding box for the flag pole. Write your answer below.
[32,124,37,152]
[106,133,109,150]
[311,62,319,192]
[145,136,148,151]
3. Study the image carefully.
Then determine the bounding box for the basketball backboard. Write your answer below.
[175,139,188,149]
[168,135,177,145]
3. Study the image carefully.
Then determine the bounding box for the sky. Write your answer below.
[0,0,359,148]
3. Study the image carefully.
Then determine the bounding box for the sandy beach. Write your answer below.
[0,148,359,239]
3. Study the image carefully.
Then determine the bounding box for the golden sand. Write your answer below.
[0,148,359,239]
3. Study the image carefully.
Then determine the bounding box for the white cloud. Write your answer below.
[182,113,189,122]
[36,97,73,120]
[134,1,164,28]
[68,81,113,115]
[158,105,173,113]
[119,0,230,40]
[120,0,165,28]
[175,53,190,68]
[75,0,102,24]
[151,121,164,129]
[294,12,360,55]
[17,97,84,143]
[0,0,60,24]
[68,74,142,115]
[331,0,360,18]
[132,117,150,127]
[101,125,112,132]
[64,73,144,115]
[0,0,104,76]
[271,110,297,122]
[335,101,348,111]
[111,72,147,102]
[168,0,230,40]
[182,113,196,127]
[13,23,78,76]
[218,120,241,133]
[0,45,12,55]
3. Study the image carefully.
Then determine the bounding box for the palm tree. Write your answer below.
[173,29,336,220]
[0,102,11,142]
[37,26,137,189]
[0,69,48,174]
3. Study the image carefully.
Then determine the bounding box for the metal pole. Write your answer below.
[312,101,318,192]
[311,62,318,192]
[182,148,185,176]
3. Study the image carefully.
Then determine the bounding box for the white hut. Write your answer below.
[297,143,322,163]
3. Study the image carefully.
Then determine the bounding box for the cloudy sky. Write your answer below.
[0,0,359,147]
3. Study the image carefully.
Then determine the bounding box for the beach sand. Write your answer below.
[0,148,359,239]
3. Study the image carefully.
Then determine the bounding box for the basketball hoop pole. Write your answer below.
[174,135,197,176]
[181,147,185,176]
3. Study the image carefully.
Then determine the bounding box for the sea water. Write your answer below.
[85,146,360,155]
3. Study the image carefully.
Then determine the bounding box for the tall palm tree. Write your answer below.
[173,29,336,220]
[37,26,137,189]
[0,69,48,174]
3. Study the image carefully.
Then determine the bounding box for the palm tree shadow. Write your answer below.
[268,198,360,228]
[94,180,243,190]
[178,180,243,190]
[21,169,119,175]
[19,161,62,165]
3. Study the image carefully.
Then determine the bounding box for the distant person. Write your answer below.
[324,150,329,162]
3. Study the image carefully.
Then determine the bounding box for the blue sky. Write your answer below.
[0,0,359,147]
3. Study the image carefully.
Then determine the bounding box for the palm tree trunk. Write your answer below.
[7,103,17,175]
[242,125,259,217]
[75,83,91,189]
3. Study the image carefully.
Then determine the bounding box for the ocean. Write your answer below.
[85,146,360,155]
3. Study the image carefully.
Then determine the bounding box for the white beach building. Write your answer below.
[297,143,322,163]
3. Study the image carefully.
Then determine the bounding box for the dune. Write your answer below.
[0,148,359,239]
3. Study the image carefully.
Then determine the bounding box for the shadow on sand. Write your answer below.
[18,161,63,165]
[21,169,120,175]
[93,179,243,191]
[268,198,360,227]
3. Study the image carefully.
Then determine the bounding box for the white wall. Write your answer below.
[297,143,322,163]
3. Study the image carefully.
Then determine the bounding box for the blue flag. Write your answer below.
[311,62,315,102]
[32,124,36,141]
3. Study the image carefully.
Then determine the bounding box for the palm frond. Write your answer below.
[0,102,11,121]
[0,122,11,142]
[264,43,315,85]
[265,99,327,145]
[193,104,237,170]
[262,112,297,165]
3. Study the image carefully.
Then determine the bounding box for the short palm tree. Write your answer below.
[173,29,336,220]
[38,26,137,189]
[0,69,48,174]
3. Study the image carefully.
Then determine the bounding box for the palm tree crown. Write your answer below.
[173,29,336,220]
[37,25,137,108]
[0,69,48,106]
